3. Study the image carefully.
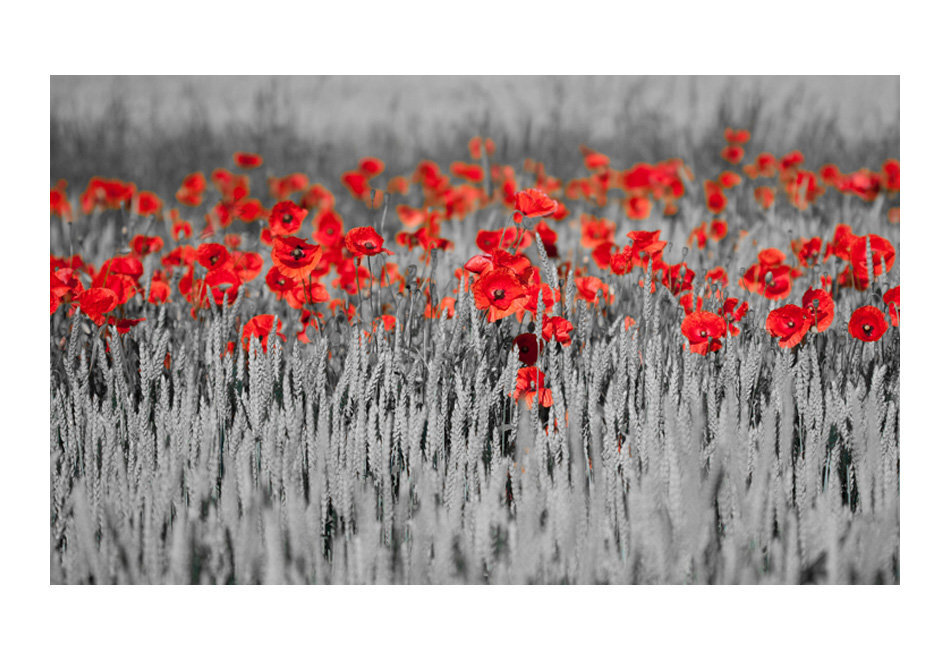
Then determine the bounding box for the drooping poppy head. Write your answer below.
[345,226,393,257]
[233,152,263,169]
[883,286,900,327]
[269,200,308,237]
[196,242,232,271]
[848,306,887,342]
[241,314,286,354]
[271,236,323,280]
[801,287,835,332]
[513,333,541,366]
[681,310,727,355]
[472,267,528,322]
[765,304,812,348]
[513,188,557,219]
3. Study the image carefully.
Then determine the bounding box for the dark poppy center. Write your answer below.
[493,288,506,301]
[787,320,795,328]
[210,255,218,265]
[863,323,872,335]
[699,330,707,337]
[364,241,376,250]
[283,213,293,224]
[292,247,304,260]
[327,228,334,235]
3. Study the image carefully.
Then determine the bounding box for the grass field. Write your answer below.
[50,80,899,584]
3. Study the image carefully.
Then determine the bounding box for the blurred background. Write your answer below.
[50,75,899,194]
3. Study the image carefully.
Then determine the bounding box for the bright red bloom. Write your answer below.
[285,278,330,309]
[848,306,887,342]
[162,245,197,269]
[268,200,308,237]
[625,195,652,220]
[706,266,729,286]
[476,227,532,253]
[196,243,232,271]
[883,286,900,327]
[819,163,841,186]
[704,180,728,214]
[107,316,146,335]
[232,251,264,283]
[513,333,541,366]
[724,128,751,144]
[313,209,344,247]
[718,171,742,189]
[242,315,285,353]
[766,305,812,348]
[176,172,206,206]
[473,267,528,322]
[449,162,484,183]
[234,198,265,223]
[754,186,775,209]
[233,152,263,169]
[358,157,385,177]
[134,191,163,216]
[681,310,727,355]
[575,275,612,305]
[580,215,616,249]
[542,315,573,345]
[721,145,744,165]
[148,279,170,304]
[791,236,823,267]
[584,151,610,170]
[202,268,242,306]
[849,234,896,289]
[342,170,371,200]
[513,188,557,219]
[881,159,900,192]
[130,234,164,257]
[718,298,748,336]
[802,288,835,332]
[345,226,393,257]
[512,366,553,409]
[77,287,119,325]
[535,220,559,258]
[271,236,323,280]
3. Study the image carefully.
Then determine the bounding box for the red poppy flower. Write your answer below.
[285,278,330,309]
[232,251,264,283]
[342,170,371,200]
[718,298,748,336]
[345,226,393,257]
[766,304,812,348]
[718,171,742,189]
[580,215,616,249]
[271,235,323,280]
[513,188,557,219]
[133,191,163,216]
[513,333,541,366]
[575,275,613,305]
[883,286,900,327]
[802,287,834,332]
[512,366,553,409]
[358,157,385,177]
[535,220,559,258]
[162,245,197,269]
[724,128,751,144]
[721,145,744,165]
[130,234,164,257]
[233,152,263,169]
[197,243,232,271]
[825,224,859,261]
[475,227,532,253]
[625,195,652,220]
[107,316,146,335]
[242,315,285,353]
[681,310,727,355]
[541,315,573,345]
[848,306,887,342]
[881,159,900,192]
[265,266,296,299]
[449,162,484,183]
[791,236,823,268]
[202,268,242,306]
[849,234,896,289]
[584,151,610,170]
[268,200,307,237]
[473,267,528,322]
[148,279,170,304]
[172,217,193,241]
[704,180,728,214]
[234,198,265,223]
[754,186,775,209]
[706,266,729,286]
[77,287,119,325]
[819,163,841,186]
